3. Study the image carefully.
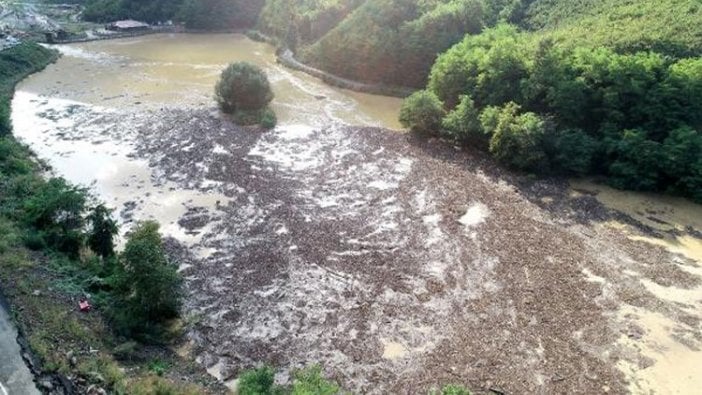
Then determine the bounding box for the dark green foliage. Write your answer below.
[551,128,599,175]
[147,359,170,376]
[87,204,119,258]
[260,108,278,129]
[606,129,664,191]
[237,365,342,395]
[428,24,528,108]
[485,103,549,172]
[215,62,274,122]
[238,366,278,395]
[399,90,444,135]
[109,221,183,339]
[661,127,702,199]
[414,23,702,200]
[23,178,87,257]
[0,101,10,137]
[441,95,484,144]
[300,0,523,88]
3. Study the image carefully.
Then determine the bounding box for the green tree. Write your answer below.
[399,90,445,135]
[661,126,702,199]
[87,204,119,259]
[606,129,664,191]
[486,103,549,172]
[22,178,87,257]
[215,62,274,113]
[428,24,528,109]
[441,95,484,145]
[110,221,182,338]
[551,128,599,175]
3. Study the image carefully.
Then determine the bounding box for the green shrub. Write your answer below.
[441,95,484,145]
[238,366,278,395]
[148,359,169,376]
[486,103,549,172]
[291,365,340,395]
[661,126,702,199]
[606,129,664,191]
[109,221,183,339]
[216,62,274,114]
[22,178,87,257]
[260,108,277,129]
[399,90,445,135]
[551,128,599,175]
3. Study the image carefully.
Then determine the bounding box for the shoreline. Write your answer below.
[42,27,414,99]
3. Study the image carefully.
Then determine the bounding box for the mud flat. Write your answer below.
[12,33,702,394]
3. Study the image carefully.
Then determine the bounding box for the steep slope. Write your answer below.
[299,0,517,88]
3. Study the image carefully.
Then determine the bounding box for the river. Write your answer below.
[13,33,402,246]
[11,33,702,394]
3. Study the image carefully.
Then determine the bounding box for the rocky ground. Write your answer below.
[21,100,702,394]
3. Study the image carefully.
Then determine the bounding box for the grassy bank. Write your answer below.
[0,43,221,394]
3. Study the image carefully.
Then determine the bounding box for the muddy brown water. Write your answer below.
[12,34,702,394]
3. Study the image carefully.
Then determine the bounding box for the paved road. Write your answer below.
[0,304,39,395]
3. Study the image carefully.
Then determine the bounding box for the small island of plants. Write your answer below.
[215,61,277,129]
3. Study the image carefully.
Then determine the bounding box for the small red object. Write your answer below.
[79,299,91,312]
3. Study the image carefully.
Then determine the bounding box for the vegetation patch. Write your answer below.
[403,24,702,201]
[215,61,277,128]
[0,42,219,394]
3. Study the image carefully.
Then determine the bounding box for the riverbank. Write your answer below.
[40,24,415,99]
[243,29,414,98]
[0,43,225,394]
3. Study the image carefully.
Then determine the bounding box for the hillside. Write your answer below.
[77,0,702,88]
[524,0,702,57]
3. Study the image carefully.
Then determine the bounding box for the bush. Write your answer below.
[216,62,273,114]
[22,178,87,257]
[552,128,599,175]
[399,90,445,135]
[486,103,549,172]
[109,221,183,339]
[291,365,340,395]
[260,108,277,129]
[442,95,484,145]
[238,366,278,395]
[606,129,663,191]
